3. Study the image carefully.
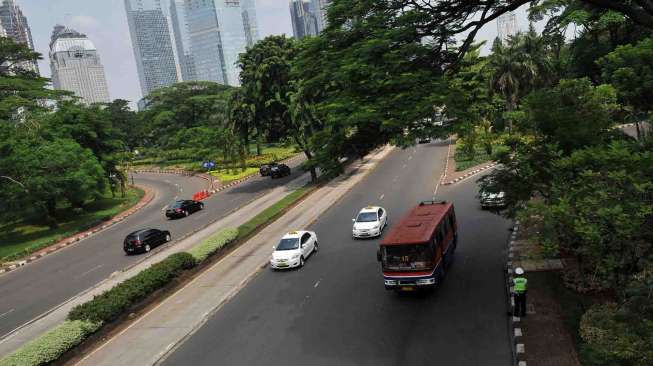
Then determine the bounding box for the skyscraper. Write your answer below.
[310,0,331,33]
[290,0,318,40]
[0,0,39,73]
[170,0,195,81]
[124,0,178,97]
[186,0,259,86]
[49,26,110,104]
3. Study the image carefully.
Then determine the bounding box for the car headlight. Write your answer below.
[373,224,380,229]
[291,254,300,259]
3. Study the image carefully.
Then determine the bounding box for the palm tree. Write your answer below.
[487,27,554,133]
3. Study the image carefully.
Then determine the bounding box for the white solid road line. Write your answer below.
[0,309,15,321]
[76,265,104,279]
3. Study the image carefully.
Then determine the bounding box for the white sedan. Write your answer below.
[352,206,388,238]
[270,231,318,269]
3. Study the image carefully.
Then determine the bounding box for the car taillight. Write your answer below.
[134,240,142,246]
[176,209,182,212]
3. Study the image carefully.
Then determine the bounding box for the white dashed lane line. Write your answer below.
[379,194,385,201]
[76,265,104,279]
[0,309,15,320]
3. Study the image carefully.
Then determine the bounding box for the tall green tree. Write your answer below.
[237,35,298,155]
[599,37,653,138]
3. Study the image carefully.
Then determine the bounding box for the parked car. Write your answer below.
[269,231,318,269]
[259,162,279,177]
[479,191,507,209]
[270,163,291,178]
[124,228,171,254]
[352,206,388,238]
[165,200,204,219]
[418,137,432,144]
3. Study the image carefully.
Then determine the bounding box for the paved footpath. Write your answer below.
[0,172,311,356]
[74,146,394,366]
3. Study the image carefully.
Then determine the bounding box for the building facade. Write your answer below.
[124,0,178,97]
[0,0,39,73]
[170,0,196,81]
[49,26,110,104]
[290,0,318,39]
[186,0,259,86]
[310,0,331,33]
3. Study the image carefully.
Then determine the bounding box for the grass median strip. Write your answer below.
[0,184,316,366]
[237,185,315,240]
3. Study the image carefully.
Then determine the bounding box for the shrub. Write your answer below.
[0,320,102,366]
[188,228,239,262]
[580,303,653,366]
[68,252,196,323]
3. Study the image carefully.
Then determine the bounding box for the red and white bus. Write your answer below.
[377,200,458,291]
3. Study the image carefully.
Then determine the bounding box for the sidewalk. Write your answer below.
[0,173,310,357]
[73,146,395,366]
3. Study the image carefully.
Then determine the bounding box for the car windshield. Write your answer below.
[382,244,434,271]
[276,238,299,251]
[356,212,378,222]
[169,201,183,209]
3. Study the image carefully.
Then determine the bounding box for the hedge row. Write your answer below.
[68,252,196,323]
[0,320,102,366]
[188,228,239,262]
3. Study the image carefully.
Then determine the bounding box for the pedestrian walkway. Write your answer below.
[74,146,394,366]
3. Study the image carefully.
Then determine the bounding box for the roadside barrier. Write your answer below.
[192,190,211,201]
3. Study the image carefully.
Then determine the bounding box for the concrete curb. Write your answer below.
[506,220,527,366]
[0,186,155,276]
[441,162,499,186]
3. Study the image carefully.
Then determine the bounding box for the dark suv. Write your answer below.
[270,163,291,178]
[124,229,171,254]
[165,200,204,219]
[259,162,279,177]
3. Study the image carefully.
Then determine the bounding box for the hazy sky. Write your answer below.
[18,1,532,107]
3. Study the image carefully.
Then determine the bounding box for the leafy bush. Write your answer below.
[0,320,102,366]
[580,303,653,366]
[68,252,196,323]
[188,228,239,262]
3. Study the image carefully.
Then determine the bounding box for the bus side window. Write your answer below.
[443,217,451,235]
[436,224,443,243]
[449,212,456,229]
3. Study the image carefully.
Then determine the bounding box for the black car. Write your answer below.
[270,163,291,178]
[418,137,432,144]
[123,228,171,254]
[165,200,204,219]
[259,162,279,177]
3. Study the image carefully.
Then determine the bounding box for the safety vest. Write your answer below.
[513,277,527,293]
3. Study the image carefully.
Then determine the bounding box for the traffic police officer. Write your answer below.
[513,267,528,317]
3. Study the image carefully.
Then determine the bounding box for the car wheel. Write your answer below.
[199,203,204,210]
[184,210,189,217]
[313,242,319,253]
[145,244,151,252]
[299,256,305,267]
[165,234,171,242]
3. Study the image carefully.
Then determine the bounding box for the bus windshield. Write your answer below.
[382,244,434,271]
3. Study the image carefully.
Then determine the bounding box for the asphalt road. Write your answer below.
[162,142,513,366]
[0,162,305,339]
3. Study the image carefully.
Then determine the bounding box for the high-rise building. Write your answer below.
[170,0,195,81]
[290,0,318,39]
[124,0,178,97]
[310,0,331,33]
[497,12,517,42]
[0,0,39,73]
[186,0,259,86]
[49,26,111,104]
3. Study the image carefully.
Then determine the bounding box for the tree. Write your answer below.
[105,99,139,150]
[599,37,653,139]
[0,37,63,121]
[237,35,298,155]
[524,78,617,152]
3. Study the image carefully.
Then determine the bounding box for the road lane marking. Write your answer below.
[402,164,407,169]
[433,138,452,199]
[0,309,15,320]
[408,156,412,160]
[76,265,104,279]
[314,280,320,288]
[379,194,385,201]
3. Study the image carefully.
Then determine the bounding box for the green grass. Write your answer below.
[0,188,144,263]
[454,146,494,172]
[209,167,259,185]
[237,185,315,240]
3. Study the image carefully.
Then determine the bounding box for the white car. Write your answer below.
[480,191,507,209]
[352,206,388,238]
[270,231,318,269]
